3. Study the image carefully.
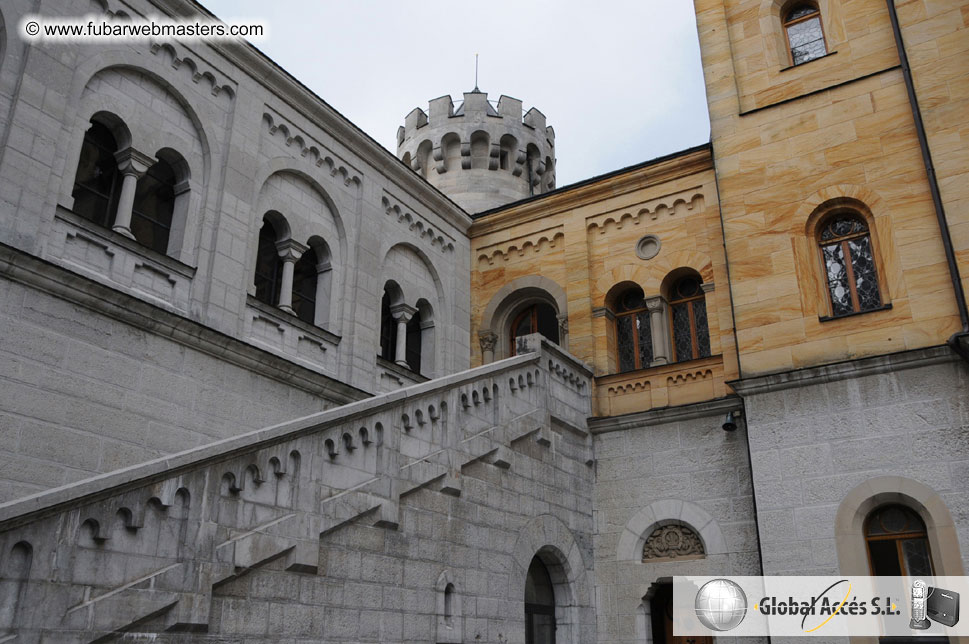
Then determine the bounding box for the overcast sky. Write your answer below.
[201,1,712,187]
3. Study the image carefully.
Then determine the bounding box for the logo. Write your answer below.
[695,578,748,631]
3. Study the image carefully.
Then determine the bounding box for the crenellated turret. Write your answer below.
[397,90,556,213]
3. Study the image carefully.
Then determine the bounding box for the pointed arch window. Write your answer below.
[818,213,882,316]
[525,556,556,644]
[784,3,827,65]
[865,504,933,576]
[72,122,122,228]
[613,286,652,372]
[130,159,176,254]
[253,219,284,307]
[669,276,711,362]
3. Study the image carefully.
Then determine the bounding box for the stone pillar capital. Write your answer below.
[114,147,154,177]
[645,296,667,313]
[390,303,418,323]
[275,239,308,263]
[478,331,498,353]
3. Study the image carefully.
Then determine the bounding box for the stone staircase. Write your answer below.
[0,336,592,642]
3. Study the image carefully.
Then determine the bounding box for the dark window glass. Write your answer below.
[72,122,121,228]
[669,276,711,362]
[291,248,318,325]
[131,159,175,254]
[406,313,422,374]
[510,303,559,355]
[525,556,555,644]
[784,4,826,65]
[819,214,882,316]
[612,287,653,372]
[865,505,934,577]
[379,291,396,361]
[253,220,283,307]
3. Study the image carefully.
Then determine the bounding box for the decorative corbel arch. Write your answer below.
[835,476,965,577]
[617,499,727,562]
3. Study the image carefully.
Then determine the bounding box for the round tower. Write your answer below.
[397,90,556,213]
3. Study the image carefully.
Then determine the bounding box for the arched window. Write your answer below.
[253,219,284,307]
[818,213,882,316]
[72,121,122,228]
[291,246,318,325]
[784,3,826,66]
[612,286,652,372]
[379,290,396,361]
[510,302,559,356]
[525,556,555,644]
[130,159,175,254]
[865,504,933,576]
[669,276,711,362]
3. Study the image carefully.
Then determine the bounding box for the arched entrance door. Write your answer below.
[525,556,556,644]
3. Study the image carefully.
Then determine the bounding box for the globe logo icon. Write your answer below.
[694,579,748,631]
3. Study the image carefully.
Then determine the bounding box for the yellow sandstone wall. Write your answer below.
[470,148,740,417]
[694,0,968,377]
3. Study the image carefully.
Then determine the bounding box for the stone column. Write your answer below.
[478,331,498,364]
[646,296,670,366]
[390,303,417,368]
[274,239,307,314]
[111,148,154,239]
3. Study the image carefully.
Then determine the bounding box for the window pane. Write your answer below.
[868,540,903,576]
[848,236,881,311]
[291,250,318,325]
[529,613,555,644]
[901,539,933,577]
[616,315,637,372]
[788,17,826,65]
[514,312,533,339]
[636,311,653,366]
[72,124,119,227]
[672,302,694,361]
[693,300,711,358]
[254,222,282,306]
[787,5,818,21]
[379,292,396,360]
[405,314,422,373]
[535,303,560,344]
[131,162,175,254]
[823,242,853,316]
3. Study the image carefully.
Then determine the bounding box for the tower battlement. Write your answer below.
[397,90,556,213]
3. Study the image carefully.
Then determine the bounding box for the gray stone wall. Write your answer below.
[739,350,969,575]
[590,399,762,644]
[0,0,472,499]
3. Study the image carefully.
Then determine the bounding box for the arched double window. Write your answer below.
[525,556,556,644]
[783,3,827,65]
[378,283,431,376]
[818,213,882,316]
[72,121,122,228]
[510,302,559,356]
[669,276,711,362]
[612,285,652,372]
[865,504,933,576]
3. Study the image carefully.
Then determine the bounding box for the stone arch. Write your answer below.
[835,476,965,576]
[499,133,518,171]
[594,265,653,308]
[511,514,594,644]
[616,499,727,562]
[416,139,433,179]
[479,274,568,362]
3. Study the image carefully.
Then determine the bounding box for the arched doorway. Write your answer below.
[525,555,556,644]
[648,581,712,644]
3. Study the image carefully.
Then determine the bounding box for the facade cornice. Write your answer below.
[727,345,959,396]
[469,145,713,237]
[589,396,743,435]
[151,0,473,236]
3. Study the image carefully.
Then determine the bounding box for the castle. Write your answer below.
[0,0,967,643]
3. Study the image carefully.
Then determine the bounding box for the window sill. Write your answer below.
[819,302,892,322]
[246,295,341,345]
[780,50,837,72]
[599,354,724,382]
[376,356,428,382]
